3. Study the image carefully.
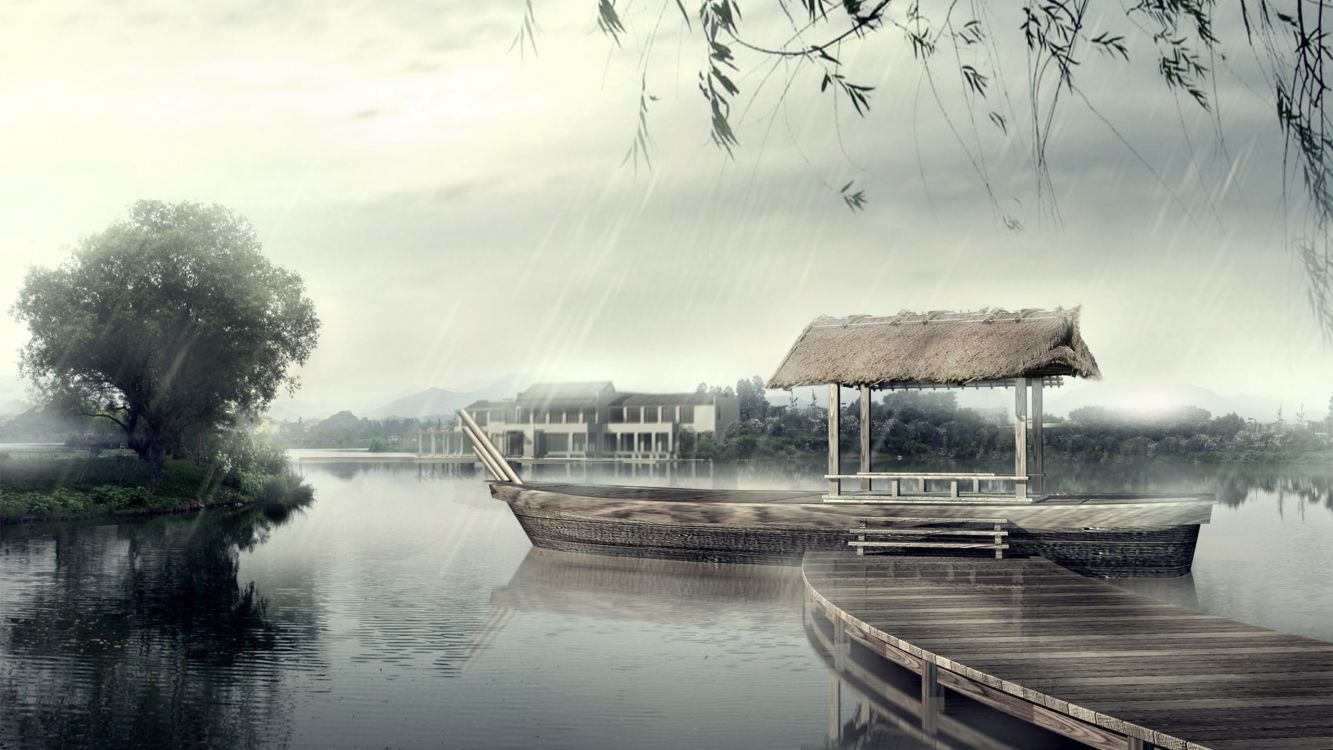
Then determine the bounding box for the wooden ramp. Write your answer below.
[802,552,1333,750]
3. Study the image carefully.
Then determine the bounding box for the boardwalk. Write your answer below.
[802,552,1333,750]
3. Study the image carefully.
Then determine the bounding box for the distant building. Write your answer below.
[420,381,738,459]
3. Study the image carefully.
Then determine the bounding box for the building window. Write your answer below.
[489,410,505,423]
[643,407,658,423]
[655,432,670,453]
[609,407,624,423]
[637,433,652,452]
[680,405,695,423]
[565,408,581,423]
[662,406,676,422]
[572,434,586,453]
[549,409,563,424]
[546,434,569,453]
[626,407,641,423]
[619,434,634,452]
[517,408,531,422]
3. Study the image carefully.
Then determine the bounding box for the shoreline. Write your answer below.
[0,456,312,526]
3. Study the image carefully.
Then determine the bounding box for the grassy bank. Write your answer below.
[0,451,312,524]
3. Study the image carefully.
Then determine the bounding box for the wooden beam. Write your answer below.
[828,384,841,497]
[859,385,872,491]
[1014,378,1028,500]
[1031,378,1045,494]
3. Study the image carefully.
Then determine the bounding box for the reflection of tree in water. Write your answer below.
[1037,461,1333,512]
[0,499,319,750]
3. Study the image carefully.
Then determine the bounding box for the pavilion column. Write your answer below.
[1031,379,1044,494]
[430,430,437,456]
[417,431,422,457]
[828,384,841,497]
[1013,379,1028,500]
[859,385,872,491]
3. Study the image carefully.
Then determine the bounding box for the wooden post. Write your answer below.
[859,385,872,491]
[1031,378,1044,494]
[921,661,944,735]
[1013,378,1027,499]
[828,672,842,743]
[828,383,841,497]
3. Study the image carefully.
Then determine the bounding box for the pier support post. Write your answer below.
[859,385,872,491]
[828,672,842,743]
[828,384,841,497]
[833,618,850,670]
[921,661,944,736]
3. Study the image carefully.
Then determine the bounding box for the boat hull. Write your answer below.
[491,482,1213,577]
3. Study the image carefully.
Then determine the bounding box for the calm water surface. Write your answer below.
[1,458,1330,749]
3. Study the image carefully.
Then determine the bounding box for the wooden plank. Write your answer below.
[847,541,1010,550]
[845,528,1010,537]
[829,472,1019,479]
[802,553,1333,750]
[852,515,1010,524]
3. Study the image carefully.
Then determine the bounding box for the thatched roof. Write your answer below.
[767,308,1101,389]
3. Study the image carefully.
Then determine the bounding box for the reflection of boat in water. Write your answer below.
[459,548,806,670]
[472,310,1215,577]
[489,546,803,623]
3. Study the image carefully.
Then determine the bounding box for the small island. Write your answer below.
[1,201,319,524]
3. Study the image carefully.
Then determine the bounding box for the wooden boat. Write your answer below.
[468,309,1216,577]
[488,481,1211,576]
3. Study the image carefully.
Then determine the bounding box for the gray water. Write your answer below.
[1,459,1330,749]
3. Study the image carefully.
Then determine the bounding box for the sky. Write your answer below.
[1,1,1329,419]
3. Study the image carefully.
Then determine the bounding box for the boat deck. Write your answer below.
[511,482,1206,506]
[802,552,1333,749]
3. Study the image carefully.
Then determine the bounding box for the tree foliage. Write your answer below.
[12,201,320,467]
[537,0,1332,335]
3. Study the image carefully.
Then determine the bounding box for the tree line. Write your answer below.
[678,379,1333,464]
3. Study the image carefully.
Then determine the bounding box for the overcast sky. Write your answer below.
[2,1,1329,418]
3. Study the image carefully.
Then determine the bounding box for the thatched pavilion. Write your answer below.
[767,308,1100,501]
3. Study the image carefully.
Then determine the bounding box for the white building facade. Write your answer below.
[421,381,739,459]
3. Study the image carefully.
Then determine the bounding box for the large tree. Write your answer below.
[12,201,320,467]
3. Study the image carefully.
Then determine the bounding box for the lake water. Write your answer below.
[1,458,1330,749]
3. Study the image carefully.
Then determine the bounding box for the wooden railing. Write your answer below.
[824,471,1028,501]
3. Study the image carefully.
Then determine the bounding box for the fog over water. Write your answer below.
[0,3,1329,417]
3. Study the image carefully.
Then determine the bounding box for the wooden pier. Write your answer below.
[802,552,1333,750]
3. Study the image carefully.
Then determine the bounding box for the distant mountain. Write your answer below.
[0,399,31,418]
[364,374,531,419]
